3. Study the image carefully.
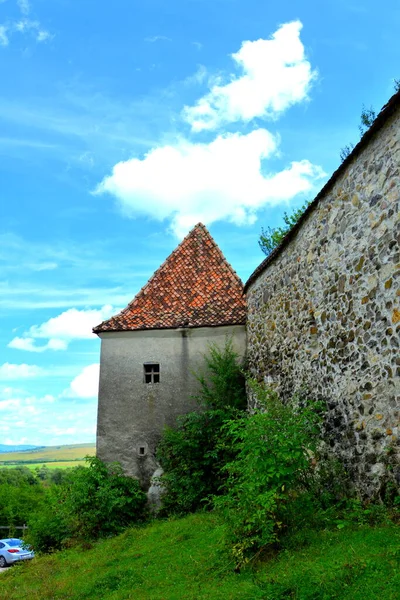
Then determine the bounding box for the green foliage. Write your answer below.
[359,104,376,136]
[394,78,400,92]
[0,466,38,486]
[156,408,240,514]
[0,467,45,526]
[194,338,247,412]
[259,201,311,256]
[339,142,355,162]
[157,339,247,514]
[340,101,379,161]
[215,382,323,566]
[26,457,147,552]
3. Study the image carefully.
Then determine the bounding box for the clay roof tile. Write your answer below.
[93,223,246,333]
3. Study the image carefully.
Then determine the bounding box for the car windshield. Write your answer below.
[7,539,23,547]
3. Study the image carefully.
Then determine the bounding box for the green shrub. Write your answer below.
[193,338,247,412]
[215,382,323,566]
[27,457,147,552]
[157,338,247,514]
[0,468,45,526]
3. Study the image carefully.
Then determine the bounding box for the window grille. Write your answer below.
[143,363,160,384]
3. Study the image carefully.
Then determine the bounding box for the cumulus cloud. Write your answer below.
[96,20,324,237]
[183,21,316,132]
[0,362,46,380]
[62,364,100,399]
[96,129,325,237]
[8,305,116,352]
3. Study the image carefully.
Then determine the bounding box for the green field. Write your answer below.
[0,513,399,599]
[0,444,96,468]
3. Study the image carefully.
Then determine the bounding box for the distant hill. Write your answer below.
[0,443,96,468]
[0,444,42,453]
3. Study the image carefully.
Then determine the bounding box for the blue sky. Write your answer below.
[1,0,399,446]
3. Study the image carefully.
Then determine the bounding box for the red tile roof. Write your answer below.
[93,223,246,333]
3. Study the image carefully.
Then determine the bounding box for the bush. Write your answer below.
[27,457,147,552]
[157,338,247,515]
[0,468,45,526]
[214,382,323,566]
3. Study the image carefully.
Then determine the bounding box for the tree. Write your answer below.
[258,201,311,256]
[359,104,376,136]
[156,339,247,514]
[339,143,355,162]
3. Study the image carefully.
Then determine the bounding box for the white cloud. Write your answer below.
[0,1,52,47]
[14,18,51,42]
[144,35,171,43]
[36,29,51,42]
[0,362,46,380]
[8,305,117,352]
[4,436,28,445]
[8,337,67,352]
[15,19,37,32]
[0,25,9,46]
[63,364,100,399]
[183,21,316,132]
[17,0,30,15]
[96,129,325,237]
[0,371,98,445]
[30,261,58,272]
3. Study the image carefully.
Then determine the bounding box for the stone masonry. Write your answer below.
[245,94,400,498]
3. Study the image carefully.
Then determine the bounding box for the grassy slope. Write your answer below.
[0,444,96,466]
[1,513,399,600]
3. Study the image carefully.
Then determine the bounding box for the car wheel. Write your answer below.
[0,556,7,568]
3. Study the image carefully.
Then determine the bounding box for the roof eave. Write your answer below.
[93,319,246,335]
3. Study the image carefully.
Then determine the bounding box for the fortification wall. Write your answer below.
[246,107,400,497]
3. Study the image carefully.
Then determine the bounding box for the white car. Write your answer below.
[0,538,34,567]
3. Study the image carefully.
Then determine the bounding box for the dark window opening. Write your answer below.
[138,446,146,456]
[144,363,160,384]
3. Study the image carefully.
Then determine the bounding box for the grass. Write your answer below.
[0,444,96,467]
[6,460,90,470]
[0,512,399,599]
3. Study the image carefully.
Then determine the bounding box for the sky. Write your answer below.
[1,0,400,447]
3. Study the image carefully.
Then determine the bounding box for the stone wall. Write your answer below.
[246,106,400,498]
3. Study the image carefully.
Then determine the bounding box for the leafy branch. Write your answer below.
[259,200,311,256]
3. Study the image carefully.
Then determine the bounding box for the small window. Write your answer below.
[138,446,146,456]
[144,363,160,384]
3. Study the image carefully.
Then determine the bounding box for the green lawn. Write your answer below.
[1,513,399,599]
